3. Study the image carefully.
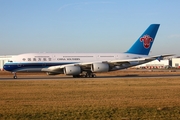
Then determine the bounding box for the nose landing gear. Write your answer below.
[12,72,17,79]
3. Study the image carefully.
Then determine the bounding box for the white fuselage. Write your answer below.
[10,53,147,63]
[4,53,147,72]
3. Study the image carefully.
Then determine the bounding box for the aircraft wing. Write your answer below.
[104,54,174,66]
[42,54,174,73]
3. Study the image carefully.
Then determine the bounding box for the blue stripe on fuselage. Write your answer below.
[3,62,76,72]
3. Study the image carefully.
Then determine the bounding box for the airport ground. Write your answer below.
[0,70,180,119]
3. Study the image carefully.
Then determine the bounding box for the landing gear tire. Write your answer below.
[13,76,17,79]
[92,74,96,78]
[73,75,81,78]
[73,75,77,78]
[72,72,96,78]
[85,72,96,78]
[12,72,17,79]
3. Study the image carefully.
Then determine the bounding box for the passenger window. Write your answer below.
[28,58,31,61]
[43,58,47,61]
[33,58,36,61]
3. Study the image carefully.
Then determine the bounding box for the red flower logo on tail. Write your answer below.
[140,35,153,49]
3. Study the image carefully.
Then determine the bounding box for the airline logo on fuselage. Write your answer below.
[140,35,153,49]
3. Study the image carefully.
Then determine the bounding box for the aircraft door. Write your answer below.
[115,55,119,60]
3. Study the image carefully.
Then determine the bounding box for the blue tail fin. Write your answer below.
[126,24,160,55]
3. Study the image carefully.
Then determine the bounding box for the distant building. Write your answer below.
[172,58,180,68]
[136,59,170,69]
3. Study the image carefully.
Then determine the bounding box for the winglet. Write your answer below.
[126,24,160,55]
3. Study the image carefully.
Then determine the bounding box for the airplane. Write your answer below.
[3,24,172,79]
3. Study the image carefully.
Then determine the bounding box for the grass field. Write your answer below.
[0,76,180,119]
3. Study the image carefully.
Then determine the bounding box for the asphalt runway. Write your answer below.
[1,74,180,80]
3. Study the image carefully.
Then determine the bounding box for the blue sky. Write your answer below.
[0,0,180,55]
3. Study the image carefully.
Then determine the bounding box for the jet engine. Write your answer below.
[91,63,109,72]
[64,66,81,75]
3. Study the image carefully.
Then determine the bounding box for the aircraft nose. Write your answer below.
[3,64,11,71]
[3,64,8,71]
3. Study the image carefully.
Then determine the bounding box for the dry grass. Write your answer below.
[0,77,180,119]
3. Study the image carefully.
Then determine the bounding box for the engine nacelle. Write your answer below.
[46,72,60,75]
[91,63,109,72]
[64,66,81,75]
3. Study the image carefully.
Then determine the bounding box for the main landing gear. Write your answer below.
[12,72,17,79]
[73,71,96,78]
[85,72,96,78]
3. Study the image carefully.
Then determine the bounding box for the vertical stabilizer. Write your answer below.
[126,24,160,55]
